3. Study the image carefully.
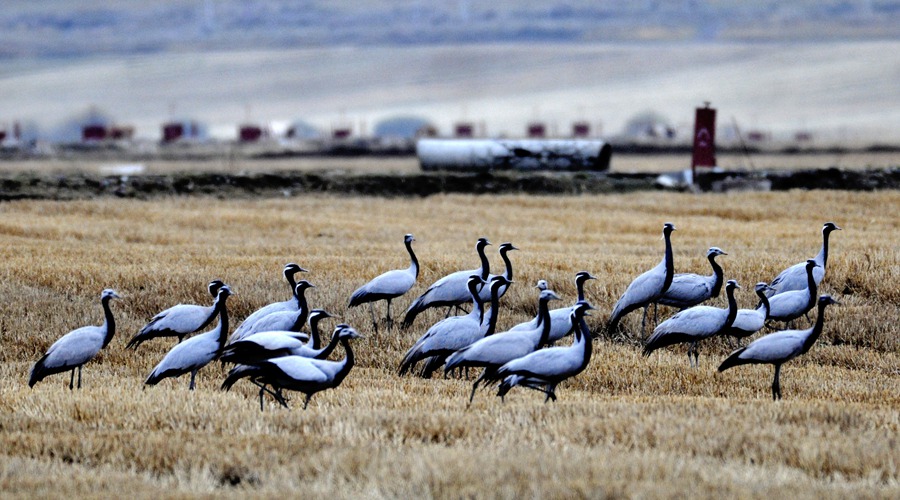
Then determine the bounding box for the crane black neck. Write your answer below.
[662,229,675,292]
[484,281,505,336]
[755,288,771,316]
[477,243,491,279]
[802,300,831,354]
[316,330,343,360]
[724,284,739,328]
[331,338,356,388]
[101,295,116,349]
[709,254,725,298]
[500,248,514,281]
[537,296,553,347]
[308,316,325,350]
[406,238,419,278]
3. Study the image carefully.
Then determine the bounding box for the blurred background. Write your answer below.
[0,1,898,153]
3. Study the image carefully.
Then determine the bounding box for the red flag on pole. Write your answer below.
[692,103,716,177]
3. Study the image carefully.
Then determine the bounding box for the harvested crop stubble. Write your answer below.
[0,190,897,498]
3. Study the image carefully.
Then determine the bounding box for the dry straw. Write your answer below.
[0,191,897,497]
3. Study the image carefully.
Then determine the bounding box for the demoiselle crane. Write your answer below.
[29,289,121,389]
[657,247,727,309]
[235,280,314,340]
[765,222,840,298]
[642,279,740,367]
[724,282,774,345]
[219,311,343,365]
[415,275,512,379]
[402,237,491,328]
[222,325,363,411]
[607,222,676,338]
[766,260,818,326]
[719,295,840,400]
[126,279,224,349]
[397,275,487,376]
[228,263,308,343]
[494,301,595,402]
[444,289,560,404]
[144,285,233,390]
[349,233,418,333]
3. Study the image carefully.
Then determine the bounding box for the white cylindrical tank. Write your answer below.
[417,139,611,171]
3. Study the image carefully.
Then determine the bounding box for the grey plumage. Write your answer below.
[349,233,418,333]
[228,263,308,344]
[495,301,595,403]
[236,281,314,339]
[657,247,726,309]
[444,289,561,404]
[719,295,840,400]
[29,289,121,389]
[766,260,818,324]
[126,279,224,349]
[607,223,677,337]
[765,222,840,298]
[402,237,492,328]
[145,286,233,390]
[643,279,740,367]
[218,310,336,365]
[725,282,774,342]
[398,275,487,377]
[222,325,362,411]
[511,271,596,344]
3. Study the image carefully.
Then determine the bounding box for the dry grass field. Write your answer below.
[0,190,897,498]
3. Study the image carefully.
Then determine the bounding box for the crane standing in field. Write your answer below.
[766,260,819,327]
[402,237,492,328]
[719,295,840,400]
[655,246,727,317]
[444,289,560,404]
[29,289,121,390]
[397,275,486,377]
[494,301,595,403]
[765,222,841,298]
[607,222,677,338]
[126,279,224,349]
[145,285,233,390]
[222,324,363,411]
[237,281,315,338]
[228,263,308,344]
[349,233,419,333]
[724,282,774,346]
[642,280,741,367]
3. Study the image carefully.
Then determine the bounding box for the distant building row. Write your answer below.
[73,119,606,145]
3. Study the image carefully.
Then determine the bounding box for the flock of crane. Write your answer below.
[27,222,842,408]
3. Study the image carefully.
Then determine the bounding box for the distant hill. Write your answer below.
[1,1,898,58]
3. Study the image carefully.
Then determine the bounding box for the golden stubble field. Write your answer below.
[0,190,897,498]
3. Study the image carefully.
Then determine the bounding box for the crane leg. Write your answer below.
[386,299,393,331]
[69,369,75,390]
[772,364,782,400]
[369,303,379,335]
[77,366,82,389]
[302,394,312,410]
[259,387,265,412]
[468,371,487,406]
[189,370,197,390]
[641,306,648,339]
